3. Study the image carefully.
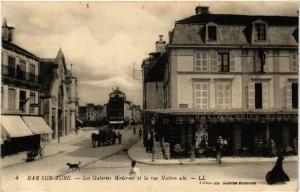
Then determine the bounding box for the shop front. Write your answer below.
[1,115,53,157]
[143,109,298,159]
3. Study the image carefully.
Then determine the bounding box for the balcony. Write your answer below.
[2,65,39,84]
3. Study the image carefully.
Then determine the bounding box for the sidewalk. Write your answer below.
[128,141,298,165]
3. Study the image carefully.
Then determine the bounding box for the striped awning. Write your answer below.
[1,115,33,138]
[22,116,53,134]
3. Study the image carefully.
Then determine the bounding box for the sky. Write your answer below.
[2,1,298,107]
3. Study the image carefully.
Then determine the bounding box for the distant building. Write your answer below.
[1,19,52,156]
[78,103,104,126]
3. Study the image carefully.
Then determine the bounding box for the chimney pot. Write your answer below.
[195,6,209,14]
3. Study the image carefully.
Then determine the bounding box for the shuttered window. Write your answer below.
[30,92,36,113]
[8,88,16,110]
[248,82,255,109]
[194,82,209,109]
[262,82,270,109]
[290,52,298,72]
[230,51,236,72]
[210,51,218,72]
[286,83,292,109]
[195,52,209,72]
[215,82,231,109]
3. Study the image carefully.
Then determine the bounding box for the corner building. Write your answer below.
[145,7,298,158]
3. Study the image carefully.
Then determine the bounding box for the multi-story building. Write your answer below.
[1,19,52,156]
[39,49,77,140]
[142,35,166,110]
[144,6,298,158]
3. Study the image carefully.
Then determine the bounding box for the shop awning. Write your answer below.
[1,115,33,138]
[22,116,53,134]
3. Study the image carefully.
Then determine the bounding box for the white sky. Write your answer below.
[2,1,298,107]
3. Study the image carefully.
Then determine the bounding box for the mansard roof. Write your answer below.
[177,13,298,26]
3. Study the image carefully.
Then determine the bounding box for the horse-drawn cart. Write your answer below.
[91,127,117,147]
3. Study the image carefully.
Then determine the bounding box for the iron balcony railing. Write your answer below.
[2,65,39,83]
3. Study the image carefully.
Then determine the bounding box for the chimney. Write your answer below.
[155,35,166,53]
[2,18,15,42]
[195,6,209,14]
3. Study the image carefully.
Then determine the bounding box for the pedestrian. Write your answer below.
[129,160,140,176]
[75,126,79,135]
[139,128,142,138]
[216,136,223,164]
[133,125,136,135]
[117,131,122,144]
[270,139,276,157]
[266,153,290,185]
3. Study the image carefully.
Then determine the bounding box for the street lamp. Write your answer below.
[151,116,156,162]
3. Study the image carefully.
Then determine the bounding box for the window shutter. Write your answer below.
[209,52,217,72]
[290,52,298,72]
[230,51,236,72]
[262,82,269,109]
[255,52,261,72]
[248,82,255,109]
[286,82,292,109]
[202,52,209,72]
[263,53,269,72]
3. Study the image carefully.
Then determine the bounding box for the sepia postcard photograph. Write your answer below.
[0,1,299,191]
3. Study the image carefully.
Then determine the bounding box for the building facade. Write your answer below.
[78,103,104,126]
[1,19,52,156]
[142,35,166,110]
[143,7,298,158]
[39,49,77,140]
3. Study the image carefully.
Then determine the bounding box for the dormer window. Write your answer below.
[208,26,217,41]
[255,23,266,41]
[206,23,218,43]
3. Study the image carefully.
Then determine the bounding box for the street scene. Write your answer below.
[1,1,299,192]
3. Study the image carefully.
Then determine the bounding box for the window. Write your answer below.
[255,83,262,109]
[218,53,229,72]
[215,82,231,109]
[207,26,217,41]
[19,90,27,113]
[194,82,209,109]
[8,88,16,110]
[292,83,298,109]
[255,23,266,41]
[179,104,188,108]
[8,56,15,76]
[175,116,184,124]
[29,63,36,82]
[30,92,36,113]
[195,52,209,72]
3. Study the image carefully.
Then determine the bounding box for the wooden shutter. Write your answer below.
[290,52,298,72]
[263,53,269,72]
[230,51,236,72]
[262,82,269,109]
[210,51,218,72]
[248,82,255,109]
[202,52,209,72]
[286,82,292,109]
[8,88,16,110]
[255,52,261,72]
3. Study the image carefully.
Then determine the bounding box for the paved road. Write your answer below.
[1,125,297,192]
[1,127,140,192]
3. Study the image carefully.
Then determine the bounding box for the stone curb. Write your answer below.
[128,142,298,166]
